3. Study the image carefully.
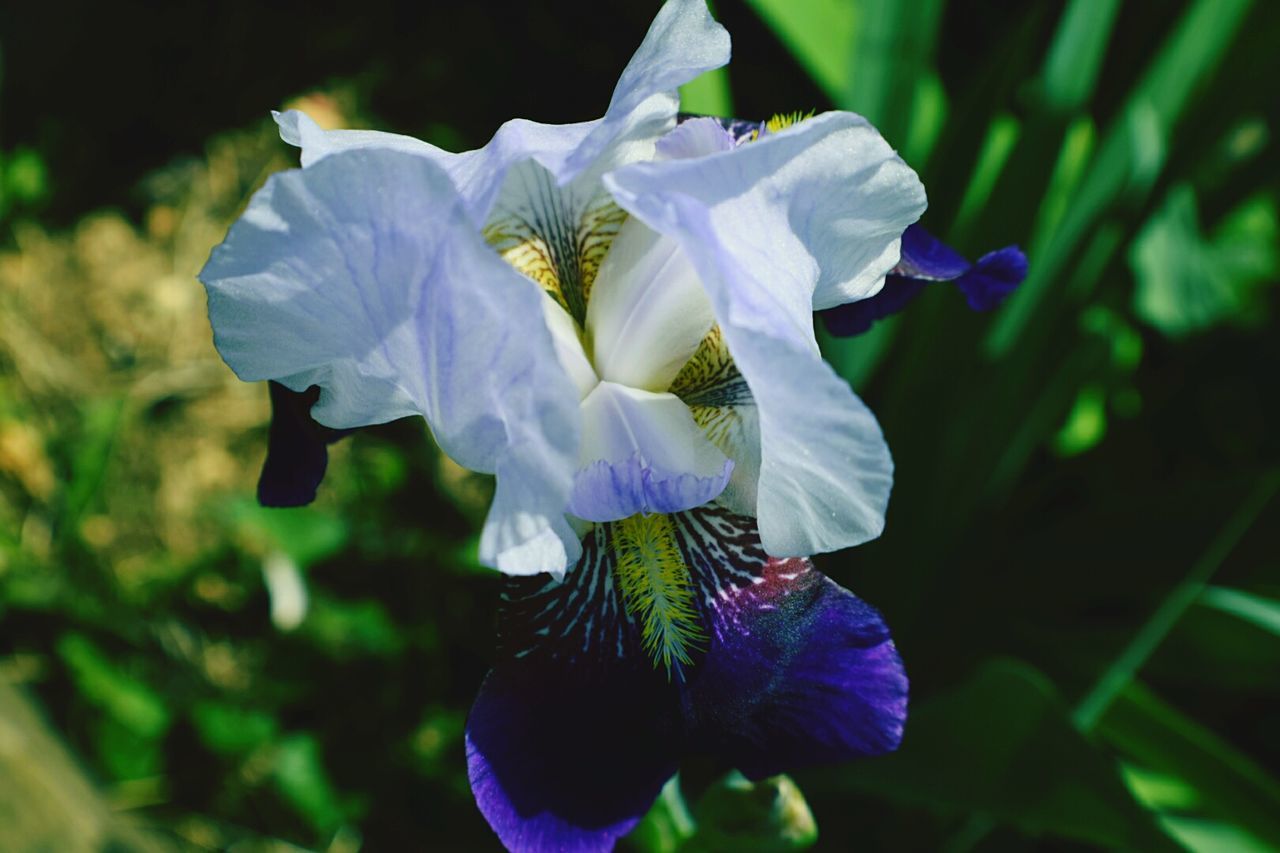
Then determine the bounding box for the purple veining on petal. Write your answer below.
[674,508,908,778]
[467,526,679,852]
[467,507,907,849]
[568,453,734,522]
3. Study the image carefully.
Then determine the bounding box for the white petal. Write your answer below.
[274,109,443,168]
[541,293,598,399]
[571,382,732,521]
[587,218,715,391]
[605,112,926,556]
[565,0,731,180]
[274,0,728,229]
[200,148,582,575]
[655,116,736,160]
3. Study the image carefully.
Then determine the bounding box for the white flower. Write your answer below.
[199,0,926,578]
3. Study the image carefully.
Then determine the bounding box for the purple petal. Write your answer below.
[674,508,908,779]
[820,223,1027,336]
[892,222,972,280]
[257,382,353,508]
[819,276,927,337]
[570,454,734,522]
[467,528,680,852]
[955,244,1029,311]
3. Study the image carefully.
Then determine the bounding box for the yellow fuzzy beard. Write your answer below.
[765,110,816,134]
[612,513,706,676]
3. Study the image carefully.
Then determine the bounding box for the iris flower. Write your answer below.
[200,1,1023,849]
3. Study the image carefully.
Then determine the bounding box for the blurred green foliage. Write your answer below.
[0,0,1277,850]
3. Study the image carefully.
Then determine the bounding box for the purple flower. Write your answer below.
[822,223,1028,336]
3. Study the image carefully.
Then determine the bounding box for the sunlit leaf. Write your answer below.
[1098,683,1280,846]
[191,701,279,757]
[1037,0,1121,113]
[687,772,817,852]
[1198,585,1280,638]
[743,0,857,105]
[227,499,349,568]
[1131,187,1277,337]
[988,0,1253,355]
[1158,816,1274,853]
[272,733,348,833]
[625,775,696,853]
[1052,383,1107,457]
[56,633,169,739]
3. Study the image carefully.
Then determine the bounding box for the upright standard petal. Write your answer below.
[565,0,731,179]
[200,149,582,575]
[587,218,715,392]
[606,113,926,556]
[275,0,728,230]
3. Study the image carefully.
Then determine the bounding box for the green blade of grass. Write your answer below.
[987,0,1254,356]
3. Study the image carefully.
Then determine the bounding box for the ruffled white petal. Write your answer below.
[200,148,582,575]
[655,116,736,160]
[571,382,732,522]
[587,218,714,392]
[605,112,926,556]
[566,0,730,179]
[274,1,728,231]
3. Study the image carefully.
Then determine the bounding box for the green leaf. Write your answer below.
[1051,383,1107,457]
[830,660,1175,850]
[1097,683,1280,847]
[62,397,126,529]
[1199,585,1280,637]
[987,0,1253,355]
[272,733,347,833]
[678,67,732,117]
[227,498,349,568]
[743,0,857,105]
[56,633,170,739]
[1130,186,1277,337]
[687,772,817,852]
[191,701,279,757]
[625,775,696,853]
[1038,0,1122,113]
[302,595,403,659]
[1157,816,1275,853]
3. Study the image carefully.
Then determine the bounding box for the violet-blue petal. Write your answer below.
[693,559,907,778]
[893,222,972,280]
[955,244,1028,311]
[674,509,907,779]
[467,529,680,852]
[819,276,927,337]
[822,224,1028,336]
[257,382,353,508]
